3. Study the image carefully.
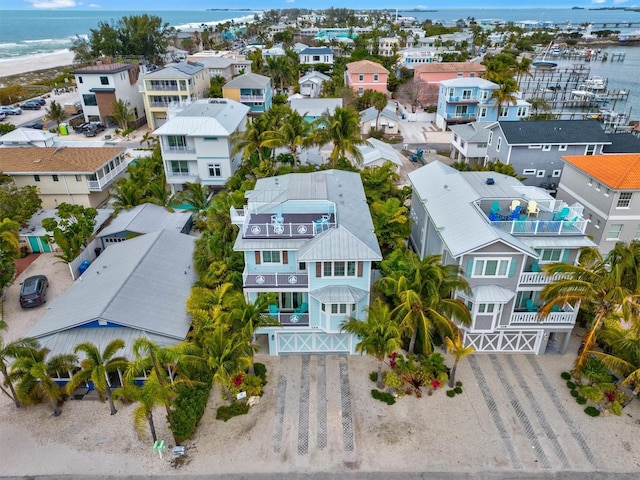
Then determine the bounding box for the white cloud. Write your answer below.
[613,0,629,4]
[285,0,295,3]
[590,0,606,4]
[88,3,100,6]
[26,0,77,8]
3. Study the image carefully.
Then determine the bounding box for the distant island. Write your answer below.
[205,9,256,11]
[571,6,584,10]
[590,7,640,12]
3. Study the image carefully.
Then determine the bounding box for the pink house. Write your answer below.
[345,60,389,95]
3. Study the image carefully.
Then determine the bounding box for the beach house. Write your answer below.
[409,161,594,354]
[344,60,389,95]
[222,72,272,113]
[230,169,382,355]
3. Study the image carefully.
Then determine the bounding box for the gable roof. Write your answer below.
[358,138,404,168]
[562,153,640,190]
[29,230,196,350]
[346,59,389,74]
[497,120,611,145]
[223,72,271,89]
[414,62,486,74]
[290,98,342,117]
[153,99,249,137]
[299,47,333,55]
[142,61,204,79]
[449,122,493,143]
[603,133,640,153]
[299,70,331,84]
[359,104,398,123]
[440,77,498,88]
[0,147,126,174]
[97,203,192,237]
[0,127,56,145]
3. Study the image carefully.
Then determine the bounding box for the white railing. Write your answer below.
[509,306,577,325]
[491,218,587,235]
[240,94,265,101]
[518,271,566,284]
[243,220,334,238]
[87,162,127,191]
[163,146,196,154]
[243,270,309,288]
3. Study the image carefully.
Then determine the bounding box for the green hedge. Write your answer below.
[371,389,395,405]
[171,370,213,443]
[254,362,267,386]
[216,401,250,421]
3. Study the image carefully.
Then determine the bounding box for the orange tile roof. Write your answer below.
[562,154,640,190]
[0,147,127,174]
[414,62,486,74]
[346,60,389,74]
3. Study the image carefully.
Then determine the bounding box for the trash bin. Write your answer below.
[401,113,406,120]
[78,259,91,275]
[59,123,68,135]
[94,247,102,257]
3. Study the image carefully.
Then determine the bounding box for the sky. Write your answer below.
[1,0,638,10]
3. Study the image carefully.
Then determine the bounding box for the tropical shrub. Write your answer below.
[454,386,463,394]
[584,406,601,417]
[561,371,572,380]
[576,396,587,405]
[216,401,250,421]
[171,370,213,443]
[254,363,267,385]
[609,401,623,416]
[566,381,576,389]
[383,371,402,392]
[570,389,579,398]
[446,389,456,398]
[369,371,378,383]
[371,389,396,405]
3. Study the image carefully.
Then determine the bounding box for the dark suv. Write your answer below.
[84,122,105,137]
[19,275,49,308]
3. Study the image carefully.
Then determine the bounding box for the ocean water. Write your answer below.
[0,10,256,59]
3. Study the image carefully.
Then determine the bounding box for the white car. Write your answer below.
[0,111,7,121]
[0,106,22,115]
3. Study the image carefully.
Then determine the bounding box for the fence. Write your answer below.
[68,237,102,280]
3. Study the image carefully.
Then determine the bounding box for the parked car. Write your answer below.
[24,120,46,130]
[0,106,22,115]
[19,275,49,308]
[33,98,47,106]
[21,100,42,110]
[72,122,89,133]
[84,122,105,137]
[0,111,6,121]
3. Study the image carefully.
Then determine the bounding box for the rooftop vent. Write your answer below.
[486,178,495,185]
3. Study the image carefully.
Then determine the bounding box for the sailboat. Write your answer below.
[533,42,558,69]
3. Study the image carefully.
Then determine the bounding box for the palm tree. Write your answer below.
[371,91,389,130]
[231,116,271,163]
[114,374,174,442]
[139,131,159,149]
[66,340,129,415]
[200,327,251,402]
[314,106,365,167]
[110,179,145,211]
[0,217,20,258]
[514,56,532,85]
[540,243,640,372]
[377,252,472,355]
[112,99,134,131]
[341,298,401,389]
[172,182,210,214]
[46,100,67,131]
[261,109,313,166]
[444,334,475,387]
[144,179,173,210]
[491,78,519,121]
[8,346,77,416]
[0,332,39,408]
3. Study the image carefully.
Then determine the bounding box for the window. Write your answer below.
[585,144,596,155]
[460,139,466,148]
[262,251,281,263]
[34,175,40,182]
[523,169,536,175]
[373,74,379,82]
[472,258,510,277]
[82,94,97,106]
[559,144,568,151]
[617,192,632,208]
[322,261,356,277]
[479,107,487,118]
[75,175,82,182]
[607,224,623,240]
[280,292,304,310]
[542,145,551,151]
[170,161,189,175]
[100,76,109,85]
[604,188,610,197]
[516,106,528,117]
[203,137,218,141]
[330,304,354,315]
[208,163,222,177]
[78,76,83,84]
[453,133,458,142]
[499,106,508,117]
[52,175,59,182]
[358,87,363,95]
[481,90,489,100]
[536,170,546,178]
[166,135,187,149]
[496,137,502,152]
[539,249,563,262]
[462,89,472,100]
[477,303,495,314]
[358,74,364,82]
[299,262,306,271]
[470,72,476,77]
[552,169,561,177]
[487,131,492,145]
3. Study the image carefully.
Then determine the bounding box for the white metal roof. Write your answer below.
[359,138,403,168]
[98,203,191,237]
[29,230,196,345]
[468,285,516,303]
[290,98,342,118]
[310,285,368,303]
[153,99,249,137]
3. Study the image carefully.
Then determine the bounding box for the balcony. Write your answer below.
[240,94,265,102]
[243,270,309,288]
[518,271,566,285]
[87,161,127,191]
[145,84,180,92]
[242,213,335,239]
[509,304,577,325]
[446,96,480,104]
[262,312,310,326]
[446,112,476,123]
[163,145,196,154]
[148,101,171,108]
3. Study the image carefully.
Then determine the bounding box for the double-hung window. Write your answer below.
[472,258,510,277]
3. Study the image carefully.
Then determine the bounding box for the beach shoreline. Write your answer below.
[0,50,75,78]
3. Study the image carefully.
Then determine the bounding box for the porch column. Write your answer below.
[559,330,572,354]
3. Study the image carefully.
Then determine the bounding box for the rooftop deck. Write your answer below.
[242,212,336,239]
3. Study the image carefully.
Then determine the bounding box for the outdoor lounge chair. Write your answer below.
[510,199,521,212]
[525,299,537,312]
[268,304,279,318]
[294,302,308,314]
[526,200,540,217]
[491,201,500,213]
[553,207,570,221]
[509,205,522,219]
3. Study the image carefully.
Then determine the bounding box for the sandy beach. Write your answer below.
[0,50,75,77]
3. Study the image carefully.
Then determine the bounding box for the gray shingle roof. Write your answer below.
[603,133,640,153]
[29,230,196,345]
[97,203,192,237]
[359,104,398,123]
[498,120,611,145]
[223,72,271,89]
[142,61,204,79]
[300,47,333,55]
